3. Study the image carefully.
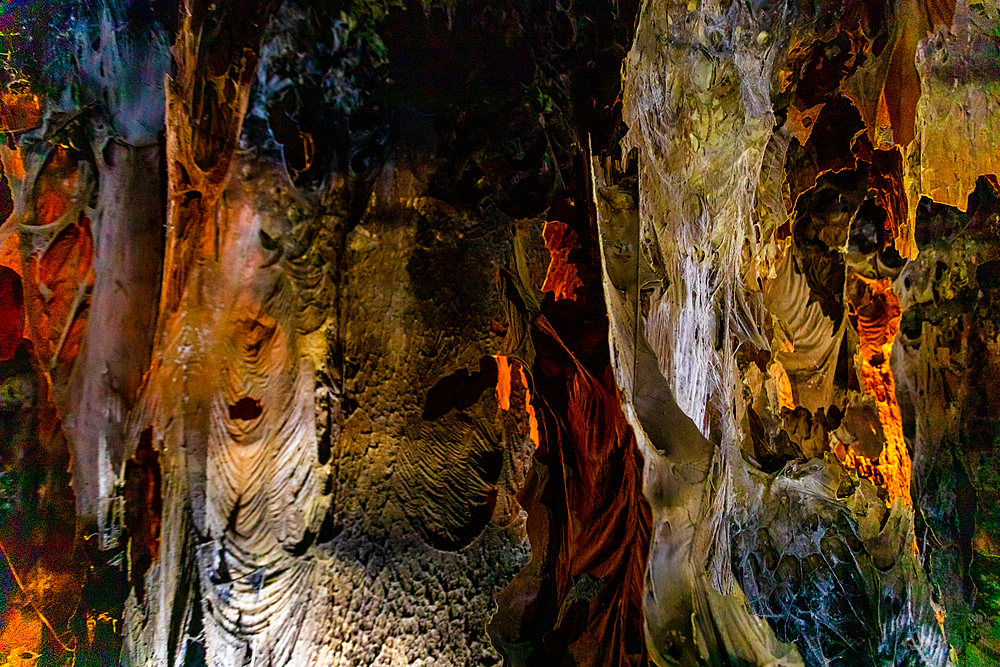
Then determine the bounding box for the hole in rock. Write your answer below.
[977,259,1000,290]
[228,397,263,420]
[879,243,905,270]
[422,355,498,421]
[0,267,24,361]
[124,427,162,604]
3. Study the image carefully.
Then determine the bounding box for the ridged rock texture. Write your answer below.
[0,0,998,666]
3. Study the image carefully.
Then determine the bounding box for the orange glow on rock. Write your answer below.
[492,315,650,663]
[38,218,93,286]
[771,360,796,411]
[495,355,539,446]
[0,538,78,660]
[24,216,94,368]
[35,192,70,229]
[35,147,79,227]
[495,355,512,411]
[0,228,21,277]
[541,220,583,301]
[842,275,911,503]
[0,92,42,134]
[516,364,540,447]
[1,148,26,184]
[0,607,43,666]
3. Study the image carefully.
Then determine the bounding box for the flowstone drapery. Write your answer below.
[601,0,995,665]
[1,1,999,665]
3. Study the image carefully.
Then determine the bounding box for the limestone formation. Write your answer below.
[0,1,997,666]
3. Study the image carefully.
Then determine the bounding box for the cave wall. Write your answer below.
[0,0,997,666]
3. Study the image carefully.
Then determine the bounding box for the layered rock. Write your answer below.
[0,1,998,666]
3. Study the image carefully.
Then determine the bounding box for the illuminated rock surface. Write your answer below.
[0,1,997,665]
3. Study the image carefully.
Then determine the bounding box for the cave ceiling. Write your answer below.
[0,0,998,665]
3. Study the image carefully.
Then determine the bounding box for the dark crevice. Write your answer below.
[421,355,498,421]
[228,397,263,420]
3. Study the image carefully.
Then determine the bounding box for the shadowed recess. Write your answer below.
[421,355,498,422]
[0,267,23,361]
[227,397,263,421]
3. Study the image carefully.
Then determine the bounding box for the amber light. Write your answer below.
[0,606,43,667]
[540,220,583,302]
[840,275,911,504]
[495,355,539,446]
[0,542,77,662]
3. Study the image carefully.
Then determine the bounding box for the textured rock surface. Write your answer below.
[894,191,1000,663]
[0,1,999,666]
[612,0,990,665]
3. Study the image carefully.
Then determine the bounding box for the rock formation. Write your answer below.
[0,0,997,665]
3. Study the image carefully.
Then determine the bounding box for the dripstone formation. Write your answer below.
[0,1,997,665]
